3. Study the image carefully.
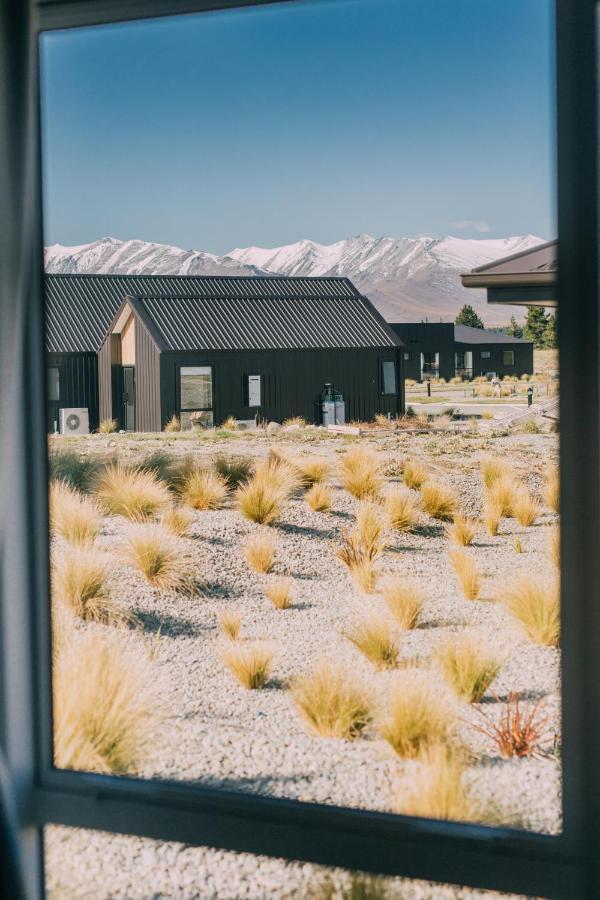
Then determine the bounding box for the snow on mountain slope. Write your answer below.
[45,233,547,324]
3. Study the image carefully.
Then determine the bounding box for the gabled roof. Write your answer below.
[454,324,531,345]
[46,273,398,353]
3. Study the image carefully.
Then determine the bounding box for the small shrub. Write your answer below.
[380,577,423,630]
[52,548,128,625]
[96,464,171,521]
[402,458,427,490]
[182,469,228,510]
[384,488,418,532]
[502,576,560,646]
[218,609,241,641]
[220,642,273,689]
[435,634,502,703]
[49,480,101,547]
[125,525,192,592]
[548,526,560,569]
[244,530,276,573]
[480,456,509,489]
[266,577,293,609]
[214,455,253,490]
[49,449,103,493]
[394,745,481,822]
[379,672,456,758]
[340,447,382,500]
[53,630,155,774]
[446,514,476,547]
[98,418,118,434]
[512,487,539,527]
[448,548,481,600]
[487,477,518,518]
[163,414,180,433]
[306,482,333,512]
[290,661,371,738]
[483,501,501,537]
[421,481,459,521]
[473,692,551,758]
[161,505,193,537]
[545,467,559,513]
[345,611,399,669]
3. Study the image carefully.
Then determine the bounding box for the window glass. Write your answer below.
[180,366,212,410]
[47,366,60,402]
[503,350,515,365]
[382,360,397,394]
[247,374,261,407]
[481,351,491,359]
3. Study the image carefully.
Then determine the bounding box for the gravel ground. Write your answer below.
[45,424,560,899]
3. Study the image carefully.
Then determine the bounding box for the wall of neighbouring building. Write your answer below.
[46,352,99,432]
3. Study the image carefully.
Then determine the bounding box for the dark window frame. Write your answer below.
[0,1,598,898]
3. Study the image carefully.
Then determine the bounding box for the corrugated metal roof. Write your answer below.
[45,273,397,353]
[454,324,531,345]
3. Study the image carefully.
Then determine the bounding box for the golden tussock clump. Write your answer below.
[53,630,156,774]
[181,469,228,510]
[95,463,171,522]
[384,487,418,532]
[98,418,118,434]
[290,660,372,739]
[483,501,502,537]
[125,525,193,592]
[265,577,293,610]
[161,505,193,537]
[345,611,400,670]
[337,503,386,593]
[339,447,382,500]
[218,609,241,641]
[378,671,456,759]
[544,467,560,513]
[480,456,510,490]
[402,458,428,491]
[379,577,424,630]
[421,481,459,522]
[305,482,333,512]
[487,477,518,518]
[219,416,238,431]
[435,633,502,703]
[52,548,131,626]
[49,480,102,547]
[502,576,560,647]
[448,548,482,601]
[393,745,486,823]
[295,457,330,486]
[548,526,560,569]
[163,414,180,433]
[244,529,276,573]
[446,513,477,547]
[220,641,274,689]
[511,487,540,527]
[237,459,297,525]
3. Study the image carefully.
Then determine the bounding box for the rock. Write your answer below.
[266,421,282,436]
[283,423,301,432]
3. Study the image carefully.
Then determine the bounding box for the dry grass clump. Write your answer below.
[282,416,306,428]
[483,501,502,537]
[306,482,333,512]
[52,548,129,625]
[96,464,171,521]
[487,477,518,518]
[394,745,481,822]
[356,502,387,553]
[446,514,476,547]
[295,457,330,486]
[220,415,238,430]
[449,548,481,601]
[544,467,559,513]
[290,661,371,739]
[98,418,118,434]
[49,480,101,547]
[163,414,180,433]
[181,469,228,510]
[473,692,551,759]
[402,458,428,490]
[548,526,560,569]
[345,611,399,669]
[125,526,192,592]
[220,641,273,689]
[512,487,539,527]
[384,488,418,532]
[379,672,456,758]
[161,504,193,537]
[244,530,276,573]
[53,630,155,773]
[49,449,104,493]
[218,609,241,641]
[265,577,293,610]
[435,634,502,703]
[337,503,386,593]
[214,455,253,490]
[340,447,382,500]
[379,577,424,630]
[480,456,509,489]
[502,576,560,646]
[421,481,459,522]
[237,459,296,525]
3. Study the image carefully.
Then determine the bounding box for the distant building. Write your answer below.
[460,239,557,308]
[390,321,534,381]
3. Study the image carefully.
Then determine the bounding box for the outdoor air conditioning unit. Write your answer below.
[59,408,90,435]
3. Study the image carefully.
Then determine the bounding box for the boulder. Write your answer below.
[267,421,282,437]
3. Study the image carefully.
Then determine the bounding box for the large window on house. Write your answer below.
[503,350,515,366]
[179,365,213,429]
[381,360,397,394]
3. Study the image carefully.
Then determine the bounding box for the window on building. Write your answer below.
[180,366,213,429]
[420,351,439,378]
[503,350,515,366]
[247,374,261,407]
[47,367,60,402]
[481,350,491,359]
[381,360,397,394]
[403,352,410,361]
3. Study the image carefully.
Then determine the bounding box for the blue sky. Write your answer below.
[40,0,555,254]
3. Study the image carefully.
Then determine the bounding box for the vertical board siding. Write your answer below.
[135,321,161,432]
[46,352,99,432]
[98,334,122,428]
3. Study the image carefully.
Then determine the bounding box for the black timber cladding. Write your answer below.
[45,273,398,353]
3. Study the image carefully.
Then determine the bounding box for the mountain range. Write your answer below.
[45,233,545,324]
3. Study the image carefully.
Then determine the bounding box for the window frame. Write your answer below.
[0,1,598,897]
[502,349,515,366]
[381,359,398,395]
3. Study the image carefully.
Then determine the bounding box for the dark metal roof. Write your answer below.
[45,273,398,353]
[454,324,531,345]
[460,241,557,308]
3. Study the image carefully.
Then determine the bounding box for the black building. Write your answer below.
[391,322,534,381]
[46,274,402,432]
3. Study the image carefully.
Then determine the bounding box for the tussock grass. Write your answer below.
[282,416,306,428]
[435,634,502,703]
[295,457,330,486]
[483,501,502,537]
[220,415,238,430]
[402,458,428,490]
[380,577,424,630]
[548,526,560,569]
[394,745,482,822]
[125,525,192,592]
[220,642,273,689]
[337,504,386,593]
[98,418,118,434]
[161,505,193,537]
[545,467,560,513]
[214,455,253,490]
[266,577,293,610]
[52,548,129,625]
[487,477,518,518]
[53,630,155,774]
[135,451,177,486]
[480,456,509,489]
[182,469,228,510]
[421,481,459,522]
[449,548,481,600]
[96,464,171,521]
[306,482,332,512]
[502,576,560,646]
[244,530,276,573]
[49,480,101,547]
[356,502,387,555]
[512,488,539,527]
[290,661,371,739]
[345,611,399,669]
[340,447,382,500]
[237,459,296,525]
[218,609,241,641]
[163,414,180,433]
[379,671,456,758]
[49,449,103,493]
[384,488,418,532]
[446,514,476,547]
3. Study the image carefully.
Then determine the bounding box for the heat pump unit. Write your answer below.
[60,408,89,435]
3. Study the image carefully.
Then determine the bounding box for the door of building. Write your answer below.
[123,366,135,431]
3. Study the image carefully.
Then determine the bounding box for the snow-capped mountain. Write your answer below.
[44,233,546,324]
